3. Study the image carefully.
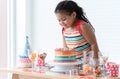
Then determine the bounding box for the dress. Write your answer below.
[63,20,91,60]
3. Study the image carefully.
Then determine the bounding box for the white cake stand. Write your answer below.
[50,61,82,73]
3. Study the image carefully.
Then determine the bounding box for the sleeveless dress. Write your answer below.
[63,21,91,60]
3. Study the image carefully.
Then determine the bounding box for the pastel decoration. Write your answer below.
[17,36,32,68]
[109,63,119,77]
[23,36,31,56]
[19,58,31,63]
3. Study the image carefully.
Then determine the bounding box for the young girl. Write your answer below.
[54,0,100,66]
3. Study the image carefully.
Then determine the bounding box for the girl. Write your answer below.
[54,0,100,66]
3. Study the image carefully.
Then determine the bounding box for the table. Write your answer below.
[0,68,119,79]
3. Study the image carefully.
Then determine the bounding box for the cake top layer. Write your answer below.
[55,48,75,52]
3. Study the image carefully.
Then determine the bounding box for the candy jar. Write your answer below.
[37,53,46,67]
[28,51,36,71]
[83,64,91,75]
[99,51,109,77]
[87,51,101,76]
[82,51,91,75]
[34,52,47,72]
[93,65,102,77]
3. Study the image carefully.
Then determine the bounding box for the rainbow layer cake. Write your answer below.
[54,48,76,62]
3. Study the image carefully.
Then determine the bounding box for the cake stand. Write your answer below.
[50,61,82,73]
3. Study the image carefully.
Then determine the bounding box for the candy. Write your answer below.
[83,64,91,75]
[38,52,47,60]
[37,58,45,66]
[35,53,47,67]
[29,53,36,61]
[93,65,101,77]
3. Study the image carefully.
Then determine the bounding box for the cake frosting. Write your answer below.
[54,48,76,62]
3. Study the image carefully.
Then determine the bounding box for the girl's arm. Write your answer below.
[62,33,68,48]
[81,22,99,59]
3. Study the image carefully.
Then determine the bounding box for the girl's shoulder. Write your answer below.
[76,20,86,34]
[76,20,92,34]
[76,20,85,25]
[62,20,88,34]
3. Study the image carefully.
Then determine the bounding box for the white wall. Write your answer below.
[31,0,63,61]
[0,0,8,78]
[29,0,120,63]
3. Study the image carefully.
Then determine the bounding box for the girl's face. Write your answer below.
[56,12,76,28]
